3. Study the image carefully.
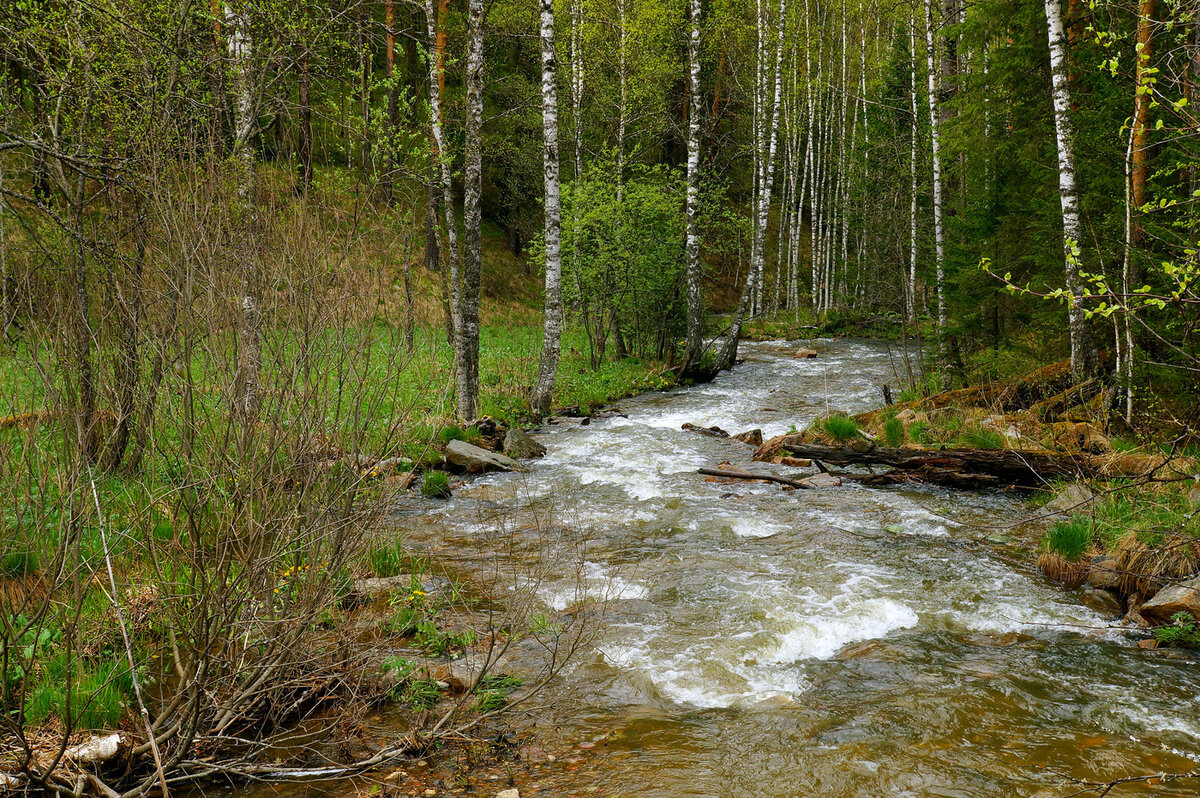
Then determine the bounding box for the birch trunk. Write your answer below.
[1042,0,1096,378]
[908,12,919,321]
[458,0,485,420]
[722,0,787,367]
[225,0,261,429]
[425,0,461,350]
[616,0,627,197]
[684,0,705,368]
[922,0,946,330]
[532,0,563,416]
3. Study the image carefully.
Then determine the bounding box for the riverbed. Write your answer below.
[405,338,1200,796]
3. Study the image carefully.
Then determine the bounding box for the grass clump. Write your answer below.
[368,539,408,577]
[957,426,1005,450]
[1045,517,1093,561]
[420,471,451,499]
[883,417,905,448]
[821,415,862,443]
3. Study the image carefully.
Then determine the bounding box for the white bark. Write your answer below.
[923,0,946,330]
[532,0,563,416]
[457,0,485,420]
[424,0,461,346]
[908,12,919,321]
[616,0,627,200]
[1042,0,1095,377]
[684,0,704,365]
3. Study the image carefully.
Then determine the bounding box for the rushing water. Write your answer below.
[408,338,1200,797]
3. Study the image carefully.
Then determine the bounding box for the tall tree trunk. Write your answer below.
[616,0,627,195]
[425,0,461,349]
[922,0,946,330]
[209,0,228,156]
[382,0,398,203]
[1130,0,1155,250]
[721,0,787,368]
[225,0,261,432]
[359,3,372,185]
[908,11,919,322]
[532,0,563,417]
[457,0,485,420]
[683,0,704,369]
[1043,0,1096,377]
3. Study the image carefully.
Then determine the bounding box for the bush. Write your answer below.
[1154,612,1200,648]
[420,471,451,499]
[1044,517,1092,562]
[883,417,905,448]
[821,415,862,443]
[0,551,39,579]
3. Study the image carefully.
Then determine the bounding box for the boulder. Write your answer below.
[734,429,764,446]
[800,473,843,488]
[1080,586,1124,616]
[794,348,819,359]
[1041,483,1094,517]
[754,433,800,462]
[503,428,546,459]
[1141,576,1200,622]
[1087,556,1122,591]
[497,790,521,798]
[445,440,526,474]
[425,650,514,693]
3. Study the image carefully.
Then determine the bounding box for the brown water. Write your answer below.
[248,338,1200,796]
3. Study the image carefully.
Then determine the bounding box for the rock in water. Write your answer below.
[794,348,819,359]
[734,429,764,446]
[1141,576,1200,622]
[445,440,526,474]
[503,428,547,459]
[682,422,730,438]
[496,790,520,798]
[800,473,842,488]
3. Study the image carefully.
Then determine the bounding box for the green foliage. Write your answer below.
[1154,612,1200,648]
[420,471,451,499]
[883,417,905,448]
[402,679,442,710]
[438,425,481,446]
[1044,518,1093,562]
[415,620,475,657]
[821,416,862,443]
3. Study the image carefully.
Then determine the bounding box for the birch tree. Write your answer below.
[457,0,485,420]
[424,0,461,351]
[922,0,946,331]
[532,0,564,416]
[1042,0,1096,377]
[683,0,704,369]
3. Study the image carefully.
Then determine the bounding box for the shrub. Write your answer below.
[438,425,481,446]
[0,551,39,579]
[420,471,451,499]
[403,679,441,710]
[1044,517,1092,562]
[1154,612,1200,648]
[821,415,862,443]
[883,417,905,448]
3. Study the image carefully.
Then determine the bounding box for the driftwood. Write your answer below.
[698,467,813,489]
[777,442,1099,489]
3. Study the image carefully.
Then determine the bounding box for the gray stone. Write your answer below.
[1141,576,1200,623]
[496,790,520,798]
[1080,587,1124,616]
[502,428,546,459]
[1087,556,1122,591]
[800,473,843,488]
[1041,483,1094,517]
[445,440,526,474]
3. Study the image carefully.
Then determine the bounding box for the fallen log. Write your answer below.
[698,467,813,489]
[776,442,1098,489]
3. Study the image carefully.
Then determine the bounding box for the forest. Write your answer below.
[1,0,1199,794]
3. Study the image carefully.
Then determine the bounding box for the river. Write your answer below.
[415,338,1200,796]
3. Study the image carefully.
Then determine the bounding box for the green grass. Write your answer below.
[956,427,1005,450]
[821,415,862,443]
[883,417,905,448]
[420,471,451,499]
[1043,517,1093,562]
[368,539,408,577]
